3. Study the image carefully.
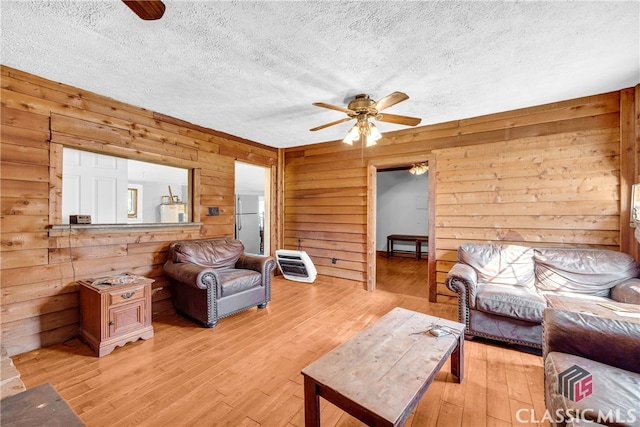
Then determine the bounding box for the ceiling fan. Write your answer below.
[122,0,166,20]
[310,91,422,133]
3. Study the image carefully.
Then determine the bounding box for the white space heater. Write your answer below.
[275,249,317,283]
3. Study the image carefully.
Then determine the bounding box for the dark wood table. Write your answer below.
[301,307,465,426]
[386,234,428,260]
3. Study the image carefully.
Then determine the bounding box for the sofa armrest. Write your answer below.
[446,263,479,309]
[236,254,276,279]
[543,308,640,374]
[163,260,220,291]
[611,278,640,304]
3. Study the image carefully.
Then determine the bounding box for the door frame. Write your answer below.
[234,160,271,256]
[366,153,434,293]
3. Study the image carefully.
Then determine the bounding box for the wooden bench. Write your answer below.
[386,234,428,260]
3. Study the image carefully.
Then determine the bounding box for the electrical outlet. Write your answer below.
[331,258,337,264]
[207,207,219,216]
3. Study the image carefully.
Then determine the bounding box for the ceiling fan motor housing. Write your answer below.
[348,94,378,117]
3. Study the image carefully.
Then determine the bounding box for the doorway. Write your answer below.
[235,161,270,256]
[366,154,434,298]
[375,167,429,298]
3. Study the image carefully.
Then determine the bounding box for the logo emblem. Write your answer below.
[558,365,593,402]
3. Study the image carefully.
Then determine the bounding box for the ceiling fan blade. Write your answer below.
[310,117,354,132]
[312,102,354,114]
[373,91,409,112]
[122,0,166,20]
[376,113,422,127]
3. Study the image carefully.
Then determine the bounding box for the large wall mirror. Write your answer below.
[62,147,190,225]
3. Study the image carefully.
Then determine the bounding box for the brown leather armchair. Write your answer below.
[163,238,276,327]
[543,308,640,426]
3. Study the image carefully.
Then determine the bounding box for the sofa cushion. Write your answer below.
[171,238,244,268]
[534,249,639,297]
[458,243,535,289]
[611,278,640,304]
[475,283,546,322]
[218,269,262,297]
[545,352,640,426]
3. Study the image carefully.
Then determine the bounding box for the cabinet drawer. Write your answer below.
[108,286,144,306]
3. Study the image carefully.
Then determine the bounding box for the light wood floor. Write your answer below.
[11,267,548,427]
[376,253,430,299]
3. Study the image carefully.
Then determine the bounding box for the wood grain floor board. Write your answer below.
[11,259,546,427]
[410,370,448,427]
[461,345,488,427]
[487,415,513,427]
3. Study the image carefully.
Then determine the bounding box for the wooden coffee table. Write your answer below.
[301,307,465,426]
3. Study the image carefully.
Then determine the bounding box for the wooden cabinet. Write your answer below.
[78,276,154,357]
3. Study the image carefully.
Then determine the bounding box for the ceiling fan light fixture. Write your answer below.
[342,119,382,147]
[313,91,420,147]
[366,123,382,147]
[409,162,429,175]
[369,122,381,138]
[342,124,359,145]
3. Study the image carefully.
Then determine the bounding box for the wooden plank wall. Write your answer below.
[1,66,277,356]
[284,88,639,303]
[621,86,640,262]
[433,127,620,301]
[1,64,638,356]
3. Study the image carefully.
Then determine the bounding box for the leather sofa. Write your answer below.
[163,238,276,327]
[543,308,640,426]
[445,243,639,349]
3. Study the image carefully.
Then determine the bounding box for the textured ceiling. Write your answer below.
[2,1,639,149]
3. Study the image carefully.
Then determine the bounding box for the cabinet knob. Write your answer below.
[109,321,115,326]
[121,292,134,299]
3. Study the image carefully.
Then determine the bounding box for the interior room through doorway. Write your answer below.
[374,161,429,298]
